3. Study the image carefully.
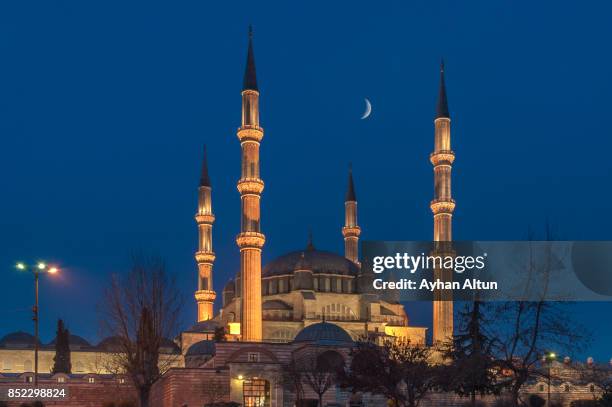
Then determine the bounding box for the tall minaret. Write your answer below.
[236,26,265,342]
[430,61,455,343]
[195,146,217,322]
[342,165,361,264]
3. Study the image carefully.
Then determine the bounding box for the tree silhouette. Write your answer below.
[51,319,71,374]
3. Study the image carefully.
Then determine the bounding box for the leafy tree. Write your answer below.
[51,319,71,374]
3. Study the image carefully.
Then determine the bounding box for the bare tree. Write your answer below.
[492,228,589,407]
[296,349,342,407]
[100,255,183,407]
[341,339,436,407]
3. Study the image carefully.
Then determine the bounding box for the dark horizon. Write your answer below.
[1,1,611,361]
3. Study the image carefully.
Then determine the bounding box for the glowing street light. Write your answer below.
[544,351,557,406]
[15,261,60,387]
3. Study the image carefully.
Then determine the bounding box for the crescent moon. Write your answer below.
[361,98,372,120]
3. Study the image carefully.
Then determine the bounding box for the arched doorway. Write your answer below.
[243,378,270,407]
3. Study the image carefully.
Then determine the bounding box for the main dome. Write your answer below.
[262,249,359,278]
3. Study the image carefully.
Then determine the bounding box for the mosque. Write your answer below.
[0,28,461,407]
[184,27,455,350]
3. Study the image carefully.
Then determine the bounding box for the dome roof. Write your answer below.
[0,331,39,348]
[47,334,92,348]
[293,322,353,345]
[263,249,359,278]
[186,340,216,356]
[97,336,123,351]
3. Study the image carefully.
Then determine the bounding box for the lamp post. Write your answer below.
[16,262,59,387]
[544,351,557,406]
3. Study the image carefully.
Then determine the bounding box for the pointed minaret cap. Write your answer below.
[200,145,211,187]
[436,59,450,119]
[345,164,357,202]
[242,25,258,92]
[306,230,315,251]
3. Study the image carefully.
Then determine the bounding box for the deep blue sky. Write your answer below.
[1,1,611,361]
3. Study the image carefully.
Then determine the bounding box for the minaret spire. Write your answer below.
[436,59,450,119]
[243,25,258,92]
[237,26,265,342]
[200,145,211,187]
[194,145,216,322]
[343,164,361,264]
[431,60,454,343]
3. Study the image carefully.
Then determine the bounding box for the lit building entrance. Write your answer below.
[243,379,270,407]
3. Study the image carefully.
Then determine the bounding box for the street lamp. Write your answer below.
[16,262,59,387]
[544,351,557,406]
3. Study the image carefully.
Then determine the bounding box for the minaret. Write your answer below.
[430,60,455,343]
[342,165,361,264]
[236,26,265,342]
[195,146,216,322]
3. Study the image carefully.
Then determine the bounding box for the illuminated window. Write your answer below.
[58,377,66,383]
[88,377,95,383]
[247,352,260,362]
[539,384,545,392]
[243,379,269,407]
[119,378,125,384]
[25,376,33,383]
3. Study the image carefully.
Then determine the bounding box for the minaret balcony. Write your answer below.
[237,126,264,143]
[194,290,217,303]
[430,199,456,215]
[236,232,265,249]
[237,178,264,194]
[195,213,215,224]
[195,251,216,264]
[342,226,361,238]
[430,151,455,166]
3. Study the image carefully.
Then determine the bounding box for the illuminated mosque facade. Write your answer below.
[184,27,455,350]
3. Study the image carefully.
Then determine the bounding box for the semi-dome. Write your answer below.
[263,249,359,278]
[293,322,353,345]
[186,340,216,356]
[0,331,39,348]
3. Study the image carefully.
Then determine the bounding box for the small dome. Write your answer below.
[294,322,353,345]
[0,332,39,348]
[263,250,359,278]
[47,334,92,349]
[224,280,235,292]
[186,340,216,356]
[97,336,123,351]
